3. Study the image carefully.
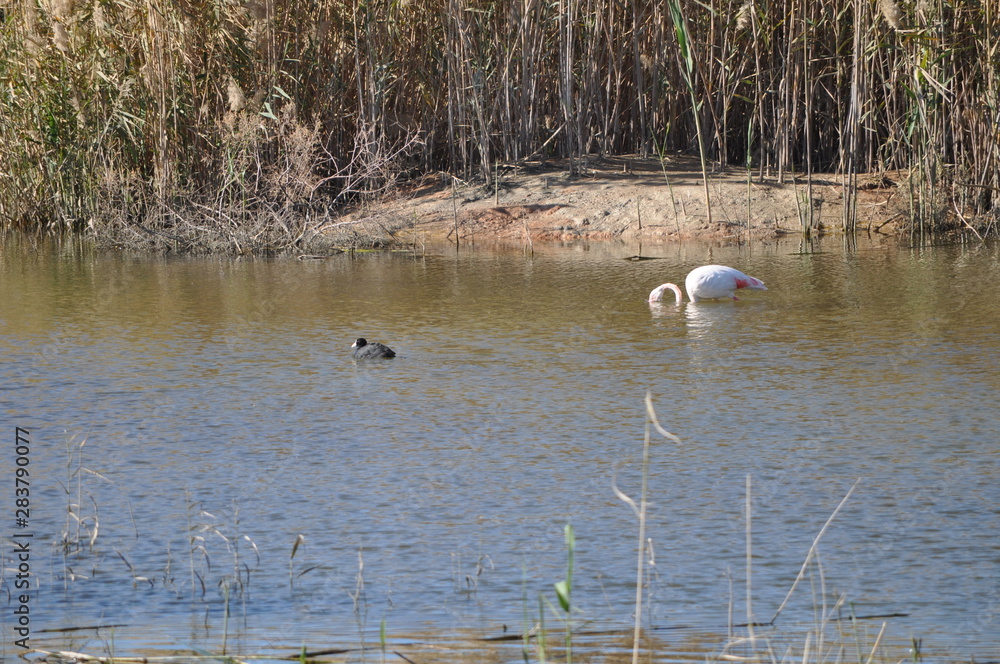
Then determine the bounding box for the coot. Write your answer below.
[352,338,396,359]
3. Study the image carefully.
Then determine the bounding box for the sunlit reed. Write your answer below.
[1,0,995,248]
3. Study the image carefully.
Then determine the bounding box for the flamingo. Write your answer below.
[648,265,767,304]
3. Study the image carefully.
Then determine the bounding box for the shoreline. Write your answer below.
[342,156,910,248]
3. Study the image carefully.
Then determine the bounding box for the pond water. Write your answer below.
[1,235,998,663]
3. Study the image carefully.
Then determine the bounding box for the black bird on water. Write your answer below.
[352,338,396,359]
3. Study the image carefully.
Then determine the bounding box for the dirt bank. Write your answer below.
[340,155,905,247]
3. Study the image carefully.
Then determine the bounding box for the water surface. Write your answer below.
[1,237,998,662]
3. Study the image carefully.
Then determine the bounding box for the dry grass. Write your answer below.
[0,0,996,250]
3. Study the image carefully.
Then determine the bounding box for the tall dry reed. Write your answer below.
[0,0,996,247]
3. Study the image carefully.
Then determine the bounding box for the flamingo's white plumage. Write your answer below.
[648,265,767,304]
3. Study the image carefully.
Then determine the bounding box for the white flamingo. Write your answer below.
[648,265,767,304]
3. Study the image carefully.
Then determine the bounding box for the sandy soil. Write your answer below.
[347,155,905,246]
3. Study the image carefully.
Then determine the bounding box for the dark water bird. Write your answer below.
[352,338,396,359]
[648,265,767,303]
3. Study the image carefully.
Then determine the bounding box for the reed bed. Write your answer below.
[0,0,996,248]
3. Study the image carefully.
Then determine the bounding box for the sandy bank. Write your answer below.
[340,156,905,247]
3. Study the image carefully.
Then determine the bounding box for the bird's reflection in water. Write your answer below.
[688,302,754,339]
[647,300,680,320]
[648,299,737,338]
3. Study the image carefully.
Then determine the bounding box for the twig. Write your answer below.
[952,198,985,242]
[769,478,862,625]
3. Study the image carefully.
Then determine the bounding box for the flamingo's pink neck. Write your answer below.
[649,283,684,304]
[667,283,683,304]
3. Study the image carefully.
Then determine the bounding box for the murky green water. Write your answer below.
[1,236,998,662]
